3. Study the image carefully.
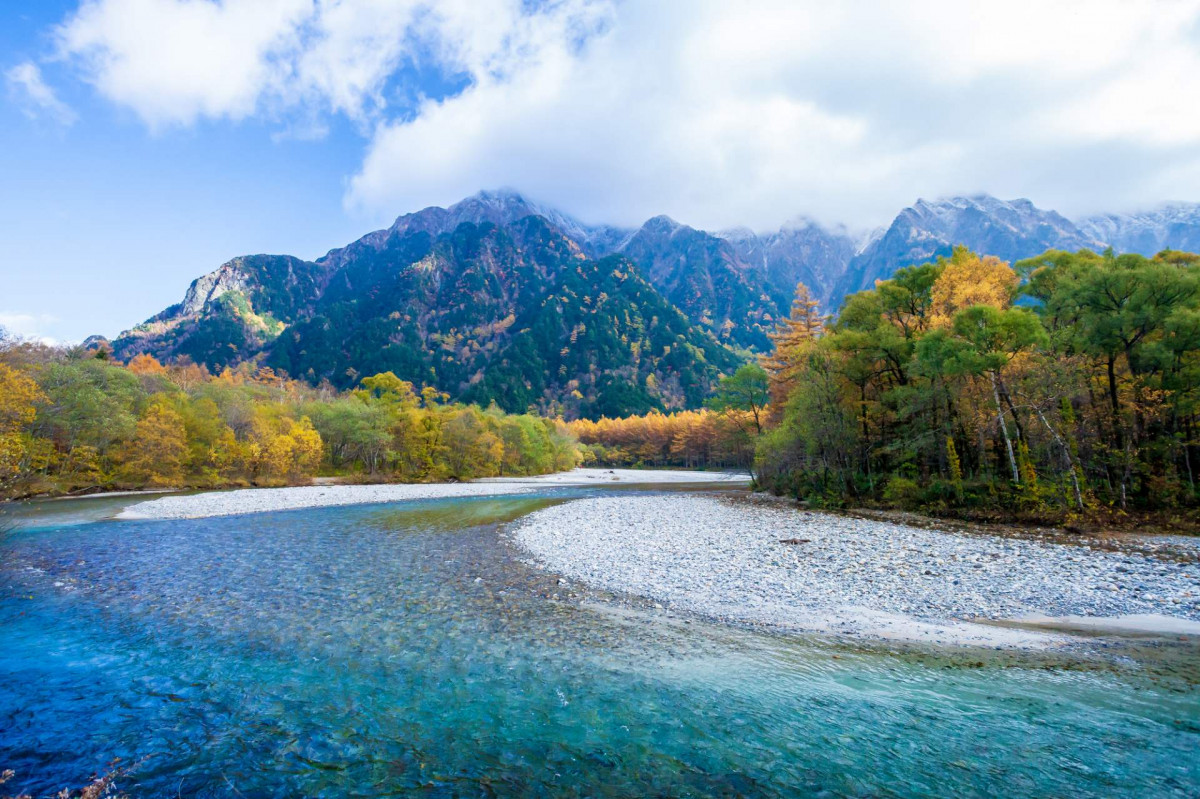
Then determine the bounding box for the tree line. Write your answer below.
[568,405,758,470]
[0,335,578,499]
[754,246,1200,518]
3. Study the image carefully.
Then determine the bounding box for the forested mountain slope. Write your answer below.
[114,210,741,418]
[113,190,1200,418]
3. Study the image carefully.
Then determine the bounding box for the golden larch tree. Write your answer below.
[929,246,1018,328]
[761,282,824,424]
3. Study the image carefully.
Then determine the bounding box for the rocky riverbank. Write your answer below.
[514,495,1200,648]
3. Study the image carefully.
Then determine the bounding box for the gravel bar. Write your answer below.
[477,467,750,484]
[116,469,747,521]
[514,495,1200,648]
[118,482,539,520]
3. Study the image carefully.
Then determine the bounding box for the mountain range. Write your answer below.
[111,190,1200,418]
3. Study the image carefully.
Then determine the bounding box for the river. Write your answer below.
[1,486,1197,797]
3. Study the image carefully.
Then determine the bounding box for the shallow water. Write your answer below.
[1,489,1198,798]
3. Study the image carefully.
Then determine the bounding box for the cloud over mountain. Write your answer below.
[43,0,1200,230]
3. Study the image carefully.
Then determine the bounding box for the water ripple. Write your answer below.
[0,492,1197,798]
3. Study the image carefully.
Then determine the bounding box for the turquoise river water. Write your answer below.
[1,486,1198,797]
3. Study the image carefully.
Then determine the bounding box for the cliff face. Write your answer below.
[615,216,781,351]
[720,220,858,311]
[114,254,330,371]
[178,261,252,316]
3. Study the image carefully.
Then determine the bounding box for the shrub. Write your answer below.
[882,475,922,510]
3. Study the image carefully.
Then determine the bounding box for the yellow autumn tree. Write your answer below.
[929,246,1018,327]
[356,371,419,409]
[207,425,246,482]
[126,353,167,375]
[0,363,46,490]
[288,417,323,477]
[120,402,188,486]
[441,408,503,478]
[761,282,824,423]
[568,408,751,469]
[0,363,42,433]
[254,415,323,484]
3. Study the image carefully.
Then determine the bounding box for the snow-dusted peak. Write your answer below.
[715,225,758,242]
[1077,202,1200,256]
[640,214,686,237]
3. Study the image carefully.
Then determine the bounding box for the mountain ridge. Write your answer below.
[111,189,1200,417]
[114,210,743,418]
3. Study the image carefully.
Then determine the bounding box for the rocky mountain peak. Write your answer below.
[639,215,686,237]
[179,258,252,317]
[321,189,603,268]
[831,194,1105,303]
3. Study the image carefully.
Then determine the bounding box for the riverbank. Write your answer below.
[115,468,748,520]
[476,467,750,485]
[513,494,1200,649]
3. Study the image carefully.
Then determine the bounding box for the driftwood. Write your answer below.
[778,538,810,545]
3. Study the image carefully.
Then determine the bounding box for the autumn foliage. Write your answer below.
[0,334,578,498]
[754,245,1200,519]
[569,408,754,469]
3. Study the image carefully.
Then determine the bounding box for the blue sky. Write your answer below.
[1,2,463,342]
[4,0,1200,343]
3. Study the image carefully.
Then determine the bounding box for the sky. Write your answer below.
[4,0,1200,343]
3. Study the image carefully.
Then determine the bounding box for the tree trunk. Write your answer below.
[1106,356,1130,508]
[1033,404,1084,510]
[991,372,1020,485]
[997,375,1025,441]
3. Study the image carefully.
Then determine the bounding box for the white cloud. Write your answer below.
[54,0,600,129]
[58,0,317,128]
[0,312,62,345]
[51,0,1200,228]
[347,0,1200,229]
[5,61,76,125]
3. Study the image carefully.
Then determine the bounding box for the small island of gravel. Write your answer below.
[514,495,1200,648]
[116,468,747,520]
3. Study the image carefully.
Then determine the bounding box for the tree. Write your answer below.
[949,305,1049,485]
[126,353,167,375]
[35,360,142,478]
[749,244,1199,518]
[762,282,824,422]
[0,338,578,496]
[0,363,42,434]
[929,246,1018,328]
[0,363,47,492]
[442,408,503,478]
[1022,249,1200,506]
[755,339,857,496]
[707,364,769,434]
[120,402,188,486]
[306,398,392,474]
[357,371,420,409]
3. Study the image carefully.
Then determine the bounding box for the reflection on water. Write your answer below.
[1,491,1198,798]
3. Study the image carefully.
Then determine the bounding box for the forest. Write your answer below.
[571,409,753,469]
[751,246,1200,520]
[574,246,1200,522]
[0,335,578,500]
[566,363,767,468]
